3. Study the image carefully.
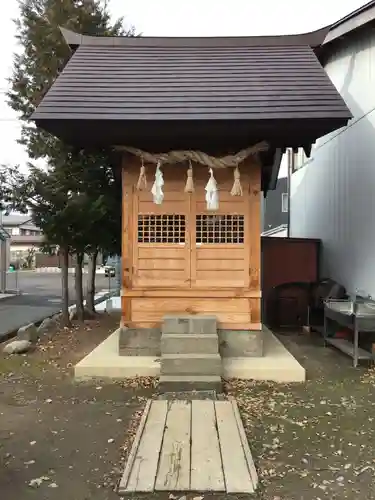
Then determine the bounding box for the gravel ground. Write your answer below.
[1,320,375,500]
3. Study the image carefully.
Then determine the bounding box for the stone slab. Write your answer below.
[75,327,305,382]
[119,399,258,493]
[161,353,222,376]
[161,333,219,355]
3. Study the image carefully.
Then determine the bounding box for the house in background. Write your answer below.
[290,1,375,297]
[2,214,43,264]
[261,176,288,237]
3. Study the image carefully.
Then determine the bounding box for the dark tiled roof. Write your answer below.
[32,29,351,123]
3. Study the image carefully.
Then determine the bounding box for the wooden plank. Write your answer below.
[189,191,197,284]
[243,173,251,290]
[138,201,187,213]
[138,190,187,202]
[230,398,258,490]
[249,297,261,324]
[122,288,262,298]
[191,400,225,491]
[138,258,186,270]
[121,162,133,323]
[130,321,260,330]
[248,162,261,291]
[196,201,244,212]
[119,400,152,493]
[138,247,186,259]
[197,247,244,260]
[131,297,250,313]
[195,270,246,281]
[155,401,191,491]
[195,190,246,202]
[125,400,168,492]
[131,310,251,324]
[215,401,254,493]
[121,296,132,326]
[197,259,245,271]
[136,270,188,280]
[133,280,190,289]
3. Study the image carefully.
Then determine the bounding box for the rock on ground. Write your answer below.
[17,323,38,343]
[3,339,32,354]
[37,317,57,335]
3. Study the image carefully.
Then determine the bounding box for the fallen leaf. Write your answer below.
[29,476,49,488]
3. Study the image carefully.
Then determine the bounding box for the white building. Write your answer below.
[290,1,375,298]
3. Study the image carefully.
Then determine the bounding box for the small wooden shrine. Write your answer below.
[31,27,351,339]
[118,145,265,331]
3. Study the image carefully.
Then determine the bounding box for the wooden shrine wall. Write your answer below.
[121,156,262,331]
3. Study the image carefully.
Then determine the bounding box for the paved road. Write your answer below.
[0,272,117,340]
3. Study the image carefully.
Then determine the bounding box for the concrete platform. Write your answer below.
[119,399,258,494]
[75,327,305,382]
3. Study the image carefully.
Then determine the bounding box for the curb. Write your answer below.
[0,291,22,303]
[0,289,119,344]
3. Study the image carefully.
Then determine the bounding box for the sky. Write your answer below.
[0,0,369,176]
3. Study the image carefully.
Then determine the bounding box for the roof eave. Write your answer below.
[323,0,375,47]
[58,25,330,49]
[59,27,83,49]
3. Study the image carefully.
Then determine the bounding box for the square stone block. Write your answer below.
[162,315,217,335]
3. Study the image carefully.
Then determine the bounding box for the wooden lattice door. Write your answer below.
[132,190,191,288]
[190,190,250,288]
[133,183,249,290]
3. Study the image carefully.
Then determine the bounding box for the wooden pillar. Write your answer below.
[248,161,262,328]
[121,155,133,325]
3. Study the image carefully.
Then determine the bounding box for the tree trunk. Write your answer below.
[75,252,85,322]
[60,247,70,326]
[86,249,98,314]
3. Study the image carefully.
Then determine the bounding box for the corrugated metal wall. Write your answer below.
[290,28,375,297]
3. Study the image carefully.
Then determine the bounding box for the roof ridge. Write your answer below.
[59,26,330,49]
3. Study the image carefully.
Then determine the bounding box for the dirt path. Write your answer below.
[1,320,375,499]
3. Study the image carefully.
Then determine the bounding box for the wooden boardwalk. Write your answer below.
[119,399,258,494]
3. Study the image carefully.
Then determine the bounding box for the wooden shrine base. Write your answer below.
[118,398,258,494]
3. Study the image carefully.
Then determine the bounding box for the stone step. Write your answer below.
[161,353,222,376]
[162,315,217,335]
[159,375,222,393]
[161,333,219,355]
